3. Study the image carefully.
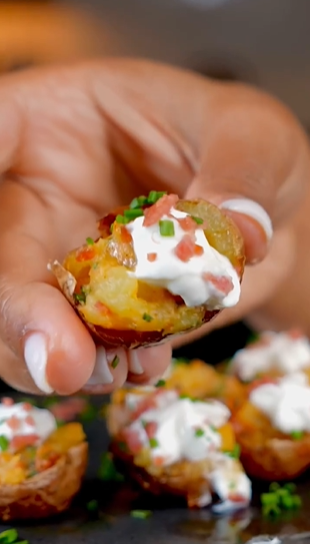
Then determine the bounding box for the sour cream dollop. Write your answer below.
[123,389,251,509]
[231,330,310,382]
[0,399,57,449]
[250,372,310,434]
[126,207,240,309]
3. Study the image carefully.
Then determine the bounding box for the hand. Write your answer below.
[0,59,308,394]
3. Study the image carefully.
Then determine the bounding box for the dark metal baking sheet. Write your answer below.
[1,394,310,544]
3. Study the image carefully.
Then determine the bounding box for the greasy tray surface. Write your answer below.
[3,395,310,544]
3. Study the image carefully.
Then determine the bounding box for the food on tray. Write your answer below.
[232,372,310,480]
[107,385,251,511]
[163,359,246,413]
[0,397,88,521]
[50,191,244,349]
[229,329,310,383]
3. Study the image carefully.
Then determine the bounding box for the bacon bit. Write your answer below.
[50,398,88,421]
[194,244,204,256]
[228,493,246,503]
[122,429,143,455]
[120,226,132,244]
[143,194,179,227]
[203,273,233,295]
[76,246,96,262]
[153,456,165,467]
[174,234,196,262]
[95,301,111,315]
[288,328,304,340]
[11,434,39,451]
[144,421,157,439]
[7,416,20,431]
[1,397,14,406]
[247,376,278,394]
[131,391,162,421]
[25,415,35,426]
[177,216,197,232]
[147,252,157,262]
[36,451,60,472]
[22,402,32,412]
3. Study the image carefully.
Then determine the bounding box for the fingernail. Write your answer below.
[24,333,54,394]
[220,198,273,241]
[128,349,144,375]
[87,346,114,386]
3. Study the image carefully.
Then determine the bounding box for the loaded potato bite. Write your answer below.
[107,385,251,511]
[0,398,87,521]
[232,372,310,480]
[229,329,310,383]
[50,191,244,349]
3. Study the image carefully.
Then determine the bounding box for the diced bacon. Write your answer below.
[153,456,165,467]
[95,301,111,315]
[22,402,32,412]
[120,226,132,244]
[143,194,179,227]
[288,328,304,340]
[122,428,143,455]
[177,216,197,232]
[228,493,247,503]
[7,416,20,431]
[194,244,204,256]
[131,391,162,421]
[174,234,196,262]
[76,246,96,262]
[25,415,35,427]
[2,397,14,406]
[11,434,39,451]
[144,421,158,439]
[50,398,88,421]
[147,252,157,262]
[203,273,233,295]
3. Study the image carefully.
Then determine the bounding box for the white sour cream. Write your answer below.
[250,372,310,434]
[231,331,310,382]
[126,207,240,309]
[0,400,57,449]
[123,389,251,509]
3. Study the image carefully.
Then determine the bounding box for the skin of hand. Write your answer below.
[0,58,309,395]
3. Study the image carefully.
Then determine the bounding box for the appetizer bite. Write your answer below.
[232,372,310,480]
[50,191,244,349]
[107,385,251,511]
[229,329,310,383]
[164,359,246,414]
[0,398,87,521]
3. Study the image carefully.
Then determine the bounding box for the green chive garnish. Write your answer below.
[291,430,304,440]
[149,437,159,449]
[148,190,166,204]
[124,208,144,220]
[115,214,129,224]
[86,237,94,245]
[130,510,152,519]
[0,529,19,543]
[195,428,204,437]
[111,355,120,369]
[74,292,86,304]
[97,452,124,482]
[191,215,203,225]
[261,482,302,518]
[155,379,166,388]
[0,435,9,452]
[225,443,240,459]
[130,196,148,209]
[86,499,99,512]
[159,219,175,237]
[142,313,153,322]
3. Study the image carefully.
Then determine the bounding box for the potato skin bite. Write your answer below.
[51,196,245,350]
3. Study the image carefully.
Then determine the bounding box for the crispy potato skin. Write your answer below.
[0,443,88,521]
[54,198,245,350]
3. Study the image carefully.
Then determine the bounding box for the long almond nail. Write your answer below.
[128,349,144,375]
[220,198,273,241]
[24,333,54,394]
[87,346,114,386]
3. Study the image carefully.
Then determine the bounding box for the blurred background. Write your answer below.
[0,0,309,364]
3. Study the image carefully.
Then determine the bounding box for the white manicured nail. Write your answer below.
[220,198,273,241]
[87,346,114,385]
[128,350,144,375]
[24,333,53,394]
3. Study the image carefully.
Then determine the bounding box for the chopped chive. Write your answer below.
[124,208,144,220]
[92,262,99,269]
[155,379,166,388]
[118,441,128,453]
[261,492,278,506]
[56,419,65,428]
[149,437,159,449]
[86,499,99,512]
[130,510,152,519]
[80,404,98,423]
[97,452,124,482]
[195,428,204,437]
[0,435,9,452]
[225,443,240,459]
[142,313,153,322]
[148,190,166,204]
[284,483,297,493]
[159,219,175,237]
[86,237,94,245]
[74,291,86,304]
[15,541,29,544]
[191,215,203,225]
[0,529,19,543]
[115,214,129,224]
[291,430,304,440]
[111,355,120,369]
[292,495,302,508]
[130,196,148,209]
[269,482,280,492]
